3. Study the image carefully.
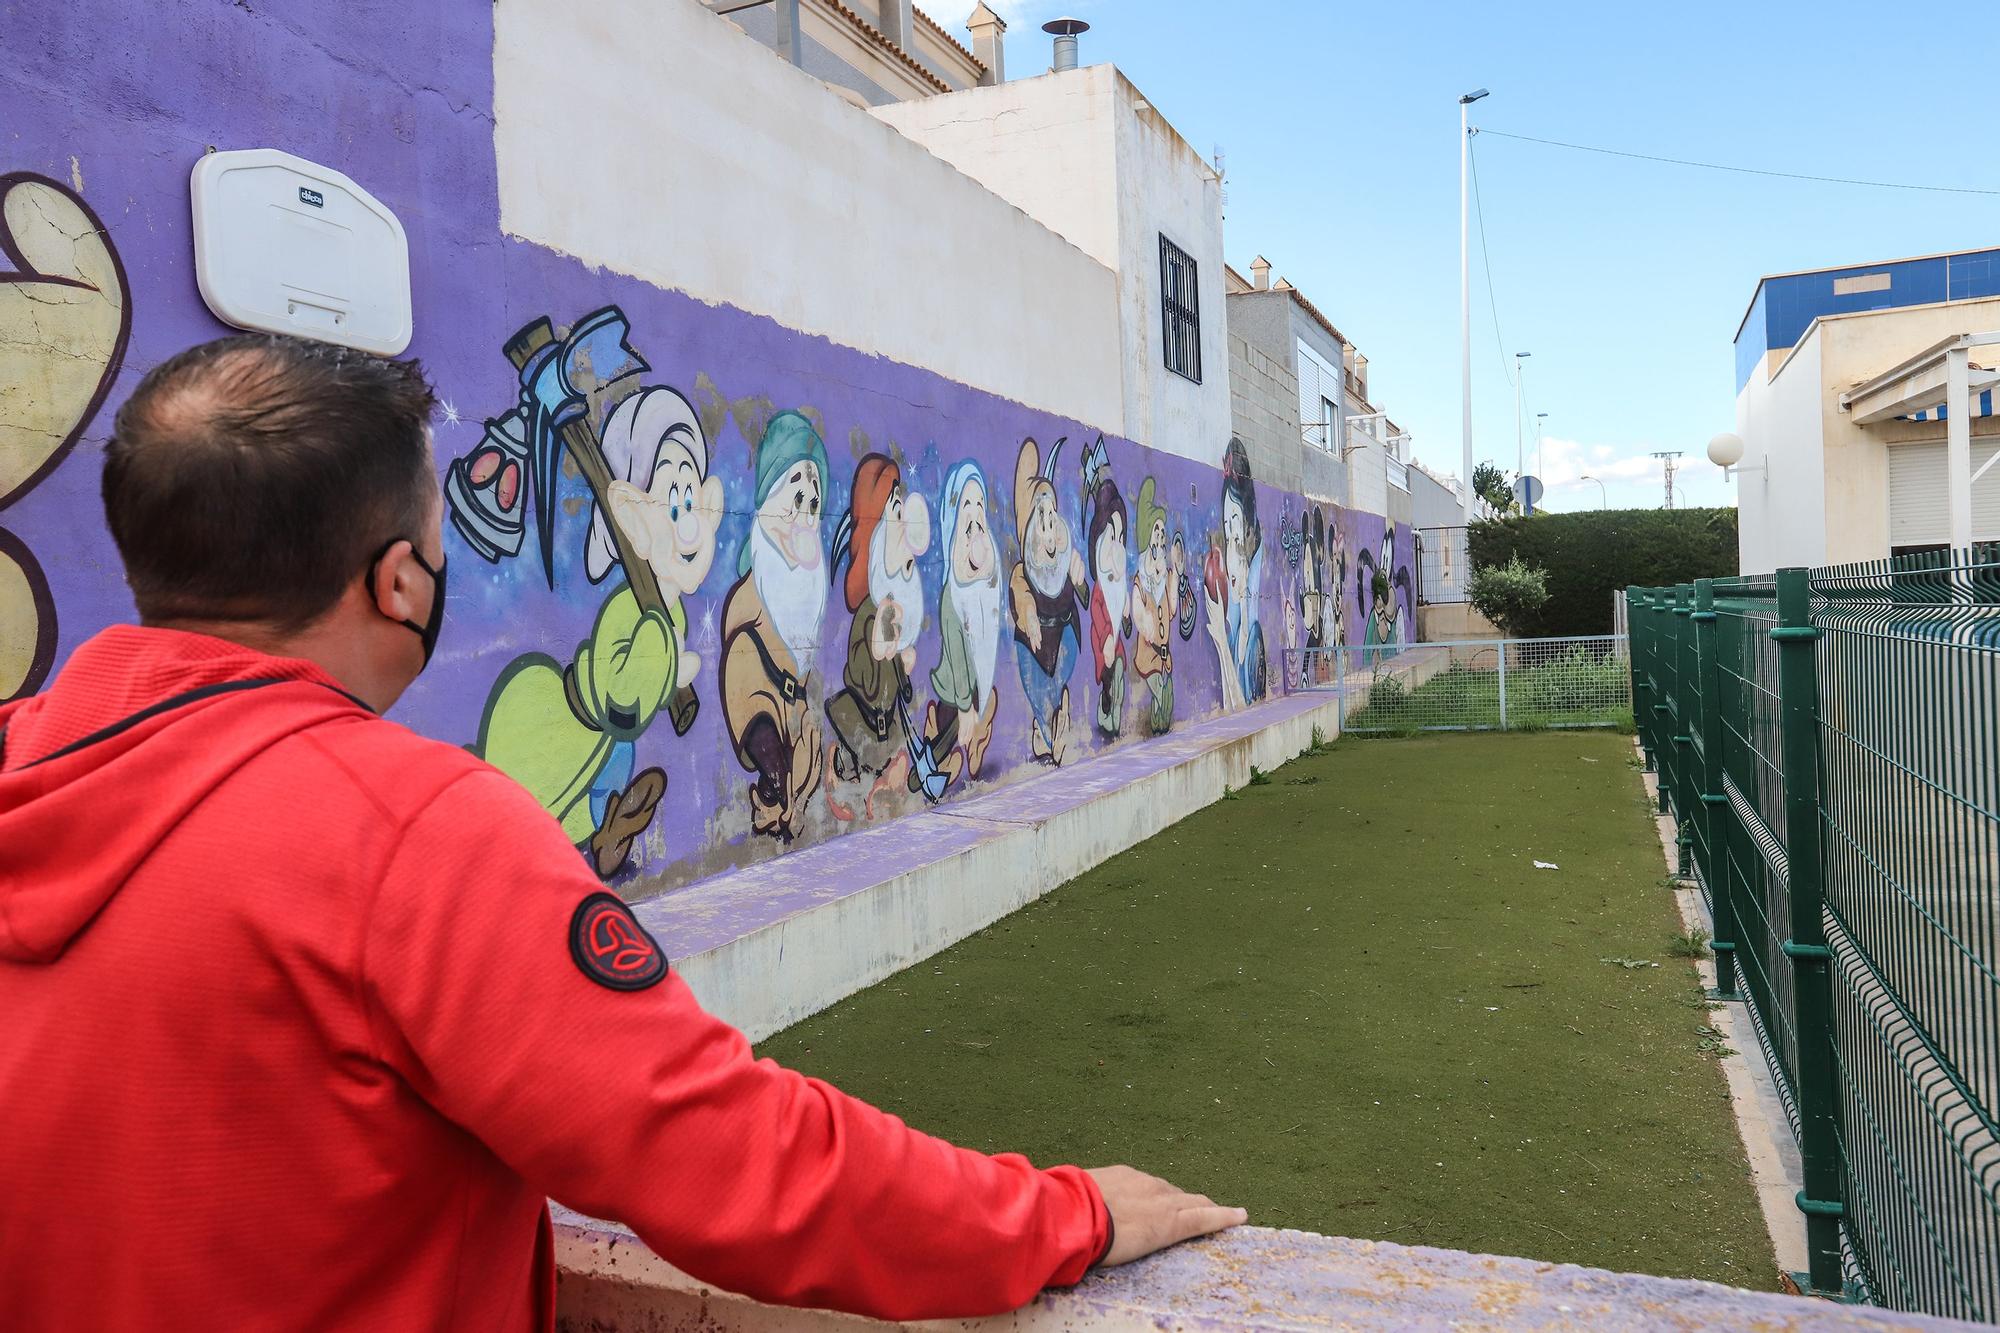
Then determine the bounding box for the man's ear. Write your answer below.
[698,476,726,532]
[371,539,425,620]
[606,481,653,563]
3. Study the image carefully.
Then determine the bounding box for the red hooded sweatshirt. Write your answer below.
[0,627,1108,1329]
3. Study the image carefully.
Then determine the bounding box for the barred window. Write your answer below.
[1159,234,1202,383]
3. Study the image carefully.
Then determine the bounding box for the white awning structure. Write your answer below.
[1841,332,2000,549]
[1902,387,2000,422]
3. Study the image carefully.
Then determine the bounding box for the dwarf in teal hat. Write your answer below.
[719,410,831,841]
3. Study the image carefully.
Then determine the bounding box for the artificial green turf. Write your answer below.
[757,730,1780,1290]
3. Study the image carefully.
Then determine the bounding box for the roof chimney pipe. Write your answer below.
[1043,17,1088,72]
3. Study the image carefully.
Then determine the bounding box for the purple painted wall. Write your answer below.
[2,1,1414,895]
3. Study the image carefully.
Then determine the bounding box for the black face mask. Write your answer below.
[370,539,447,669]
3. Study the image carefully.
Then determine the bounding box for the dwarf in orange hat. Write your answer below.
[825,452,931,819]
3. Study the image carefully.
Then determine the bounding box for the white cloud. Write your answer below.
[1503,436,1738,512]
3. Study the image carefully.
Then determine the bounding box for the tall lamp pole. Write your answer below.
[1580,474,1607,510]
[1514,350,1531,512]
[1459,87,1488,526]
[1536,411,1548,488]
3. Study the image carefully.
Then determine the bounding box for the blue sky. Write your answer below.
[974,1,2000,512]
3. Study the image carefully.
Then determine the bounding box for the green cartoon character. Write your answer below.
[474,386,724,876]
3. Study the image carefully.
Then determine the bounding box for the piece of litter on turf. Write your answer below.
[1534,860,1559,870]
[1485,1006,1500,1012]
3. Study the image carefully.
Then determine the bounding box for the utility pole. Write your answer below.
[1513,352,1532,476]
[1514,351,1531,514]
[1536,412,1548,490]
[1651,450,1683,509]
[1459,88,1488,526]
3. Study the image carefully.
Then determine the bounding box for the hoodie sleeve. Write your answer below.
[359,767,1109,1321]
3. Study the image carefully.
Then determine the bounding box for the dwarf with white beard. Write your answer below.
[1082,439,1132,739]
[721,411,829,842]
[825,453,931,821]
[917,460,1004,795]
[1009,437,1087,765]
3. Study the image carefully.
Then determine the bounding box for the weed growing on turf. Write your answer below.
[1221,784,1243,801]
[1287,774,1322,786]
[1669,929,1712,959]
[1367,674,1409,712]
[1601,956,1660,969]
[1695,1025,1736,1058]
[1247,765,1272,786]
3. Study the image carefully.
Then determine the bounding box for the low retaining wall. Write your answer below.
[646,689,1347,1042]
[551,1209,1970,1331]
[1417,602,1501,642]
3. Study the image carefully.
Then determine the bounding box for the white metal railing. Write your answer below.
[1286,635,1632,732]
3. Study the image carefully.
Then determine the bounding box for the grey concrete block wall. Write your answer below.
[1227,288,1296,364]
[1228,331,1303,493]
[1229,287,1351,506]
[1301,444,1348,507]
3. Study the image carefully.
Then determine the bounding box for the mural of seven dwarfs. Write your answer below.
[447,307,1411,881]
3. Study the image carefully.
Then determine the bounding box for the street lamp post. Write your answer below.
[1514,350,1531,513]
[1535,412,1548,491]
[1579,474,1607,510]
[1459,87,1488,527]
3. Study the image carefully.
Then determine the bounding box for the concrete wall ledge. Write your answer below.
[552,1209,1971,1331]
[642,690,1349,1042]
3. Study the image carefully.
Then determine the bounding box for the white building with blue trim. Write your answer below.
[1731,247,2000,571]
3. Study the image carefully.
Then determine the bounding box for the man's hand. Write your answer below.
[1085,1166,1246,1267]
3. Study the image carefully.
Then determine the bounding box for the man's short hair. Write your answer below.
[103,333,438,631]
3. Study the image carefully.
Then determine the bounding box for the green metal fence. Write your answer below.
[1630,556,2000,1319]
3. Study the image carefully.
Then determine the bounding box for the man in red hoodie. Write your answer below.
[0,335,1244,1330]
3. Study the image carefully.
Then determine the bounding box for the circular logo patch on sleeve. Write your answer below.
[569,891,669,991]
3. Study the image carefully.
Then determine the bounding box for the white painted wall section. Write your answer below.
[1113,70,1231,468]
[1737,329,1827,571]
[494,0,1124,436]
[871,68,1121,265]
[874,66,1231,467]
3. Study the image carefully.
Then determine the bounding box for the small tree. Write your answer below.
[1472,460,1515,516]
[1467,555,1550,636]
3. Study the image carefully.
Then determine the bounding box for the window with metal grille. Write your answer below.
[1159,234,1202,383]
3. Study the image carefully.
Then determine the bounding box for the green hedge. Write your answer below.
[1465,508,1737,637]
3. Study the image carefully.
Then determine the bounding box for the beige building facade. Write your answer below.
[1731,249,2000,572]
[1737,297,2000,571]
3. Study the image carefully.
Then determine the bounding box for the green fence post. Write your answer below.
[1652,592,1674,814]
[1692,579,1739,998]
[1672,584,1697,878]
[1772,566,1843,1295]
